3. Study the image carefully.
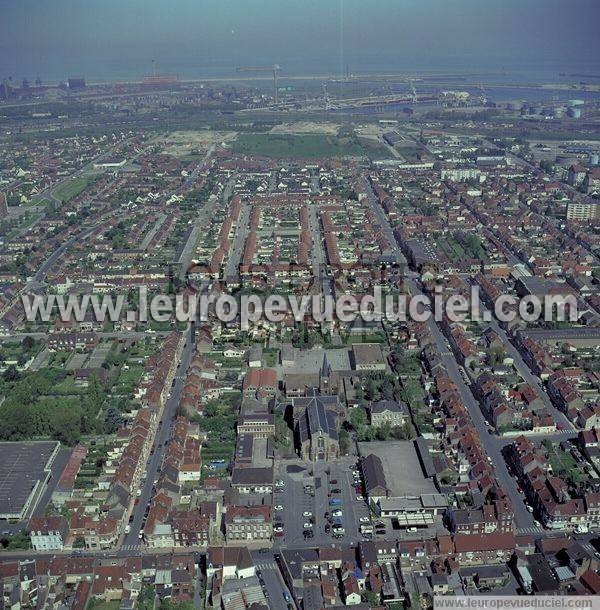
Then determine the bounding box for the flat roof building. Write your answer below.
[0,441,60,521]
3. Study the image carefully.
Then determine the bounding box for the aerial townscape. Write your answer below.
[0,1,600,609]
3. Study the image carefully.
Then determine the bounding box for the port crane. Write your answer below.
[236,64,281,105]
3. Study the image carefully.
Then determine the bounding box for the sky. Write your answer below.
[1,0,599,82]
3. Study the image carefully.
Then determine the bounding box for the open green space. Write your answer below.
[544,441,586,487]
[0,368,105,445]
[231,133,389,160]
[54,174,97,203]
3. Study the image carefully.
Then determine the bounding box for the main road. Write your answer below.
[178,172,237,283]
[120,324,196,553]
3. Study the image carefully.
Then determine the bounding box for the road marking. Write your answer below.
[516,527,545,535]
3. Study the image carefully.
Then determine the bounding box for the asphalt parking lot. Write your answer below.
[273,458,370,548]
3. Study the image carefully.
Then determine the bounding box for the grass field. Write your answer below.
[231,133,389,160]
[54,174,97,203]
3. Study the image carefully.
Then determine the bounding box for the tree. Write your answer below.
[362,590,380,605]
[375,421,392,441]
[339,429,350,455]
[21,336,35,351]
[380,378,395,401]
[1,529,30,550]
[137,585,156,610]
[275,413,290,450]
[391,423,415,440]
[487,345,506,366]
[204,400,220,418]
[3,365,20,382]
[349,406,367,431]
[52,406,82,446]
[364,377,378,401]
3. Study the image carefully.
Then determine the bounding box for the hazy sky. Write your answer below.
[1,0,599,81]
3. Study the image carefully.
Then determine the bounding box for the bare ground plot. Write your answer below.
[161,130,236,157]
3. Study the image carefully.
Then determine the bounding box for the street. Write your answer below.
[120,324,195,553]
[224,198,250,281]
[252,549,295,610]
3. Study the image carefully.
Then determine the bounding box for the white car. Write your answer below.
[274,526,284,533]
[274,505,283,511]
[303,511,313,518]
[359,516,370,523]
[332,509,343,517]
[303,522,313,529]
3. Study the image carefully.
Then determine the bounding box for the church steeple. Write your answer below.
[321,352,331,379]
